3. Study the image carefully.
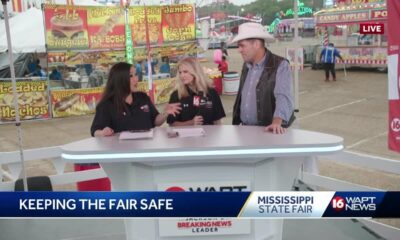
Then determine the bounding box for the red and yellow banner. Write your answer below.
[44,5,89,50]
[51,87,102,118]
[44,4,196,50]
[87,7,126,49]
[129,6,163,46]
[48,78,175,118]
[0,80,49,122]
[161,5,195,42]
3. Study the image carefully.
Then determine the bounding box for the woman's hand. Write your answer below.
[100,127,114,137]
[155,103,181,126]
[164,103,181,117]
[193,115,204,125]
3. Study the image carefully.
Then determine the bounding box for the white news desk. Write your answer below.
[62,125,343,240]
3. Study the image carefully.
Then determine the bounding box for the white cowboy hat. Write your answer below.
[230,22,274,44]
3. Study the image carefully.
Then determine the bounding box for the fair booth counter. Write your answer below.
[61,125,343,240]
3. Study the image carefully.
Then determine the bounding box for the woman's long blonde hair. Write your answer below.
[176,57,213,99]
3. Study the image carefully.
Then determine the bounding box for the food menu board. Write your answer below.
[46,42,196,67]
[161,5,195,42]
[51,87,102,118]
[50,79,175,118]
[0,80,50,123]
[129,6,163,46]
[44,4,196,50]
[87,7,125,49]
[44,5,90,50]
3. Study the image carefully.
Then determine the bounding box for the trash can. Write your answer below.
[223,71,240,95]
[74,164,111,191]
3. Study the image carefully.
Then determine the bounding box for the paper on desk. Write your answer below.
[119,129,154,140]
[172,128,205,138]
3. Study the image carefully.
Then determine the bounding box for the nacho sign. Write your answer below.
[0,80,49,123]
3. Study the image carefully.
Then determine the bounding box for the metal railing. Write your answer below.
[0,146,107,191]
[1,147,399,239]
[300,150,400,240]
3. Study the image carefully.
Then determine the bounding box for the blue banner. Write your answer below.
[0,192,249,217]
[1,192,400,218]
[323,191,400,218]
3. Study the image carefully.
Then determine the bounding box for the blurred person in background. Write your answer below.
[320,43,344,82]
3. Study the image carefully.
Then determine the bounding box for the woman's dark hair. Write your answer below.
[98,62,132,114]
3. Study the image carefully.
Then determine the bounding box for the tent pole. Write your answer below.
[293,0,299,114]
[2,0,28,191]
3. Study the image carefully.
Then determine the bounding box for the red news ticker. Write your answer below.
[359,23,384,34]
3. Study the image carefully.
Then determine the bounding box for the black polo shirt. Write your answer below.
[91,92,159,136]
[167,87,225,125]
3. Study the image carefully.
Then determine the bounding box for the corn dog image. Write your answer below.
[54,94,80,112]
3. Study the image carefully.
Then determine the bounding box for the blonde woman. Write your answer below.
[167,57,226,126]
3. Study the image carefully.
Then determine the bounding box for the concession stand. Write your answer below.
[43,3,196,119]
[62,125,344,240]
[314,1,387,69]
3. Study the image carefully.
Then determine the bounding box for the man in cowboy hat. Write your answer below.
[230,22,295,134]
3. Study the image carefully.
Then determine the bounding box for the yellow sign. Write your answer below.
[0,80,49,122]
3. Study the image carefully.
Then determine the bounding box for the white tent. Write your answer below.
[53,0,102,6]
[0,8,45,53]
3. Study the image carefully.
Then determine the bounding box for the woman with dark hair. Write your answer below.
[91,62,181,137]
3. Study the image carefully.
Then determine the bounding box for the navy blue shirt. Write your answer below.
[321,46,341,64]
[167,87,225,125]
[91,92,159,136]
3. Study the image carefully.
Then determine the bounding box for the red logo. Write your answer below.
[193,96,200,107]
[331,196,346,211]
[359,23,384,34]
[165,186,185,192]
[391,118,400,132]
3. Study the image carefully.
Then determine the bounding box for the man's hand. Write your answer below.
[264,117,286,134]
